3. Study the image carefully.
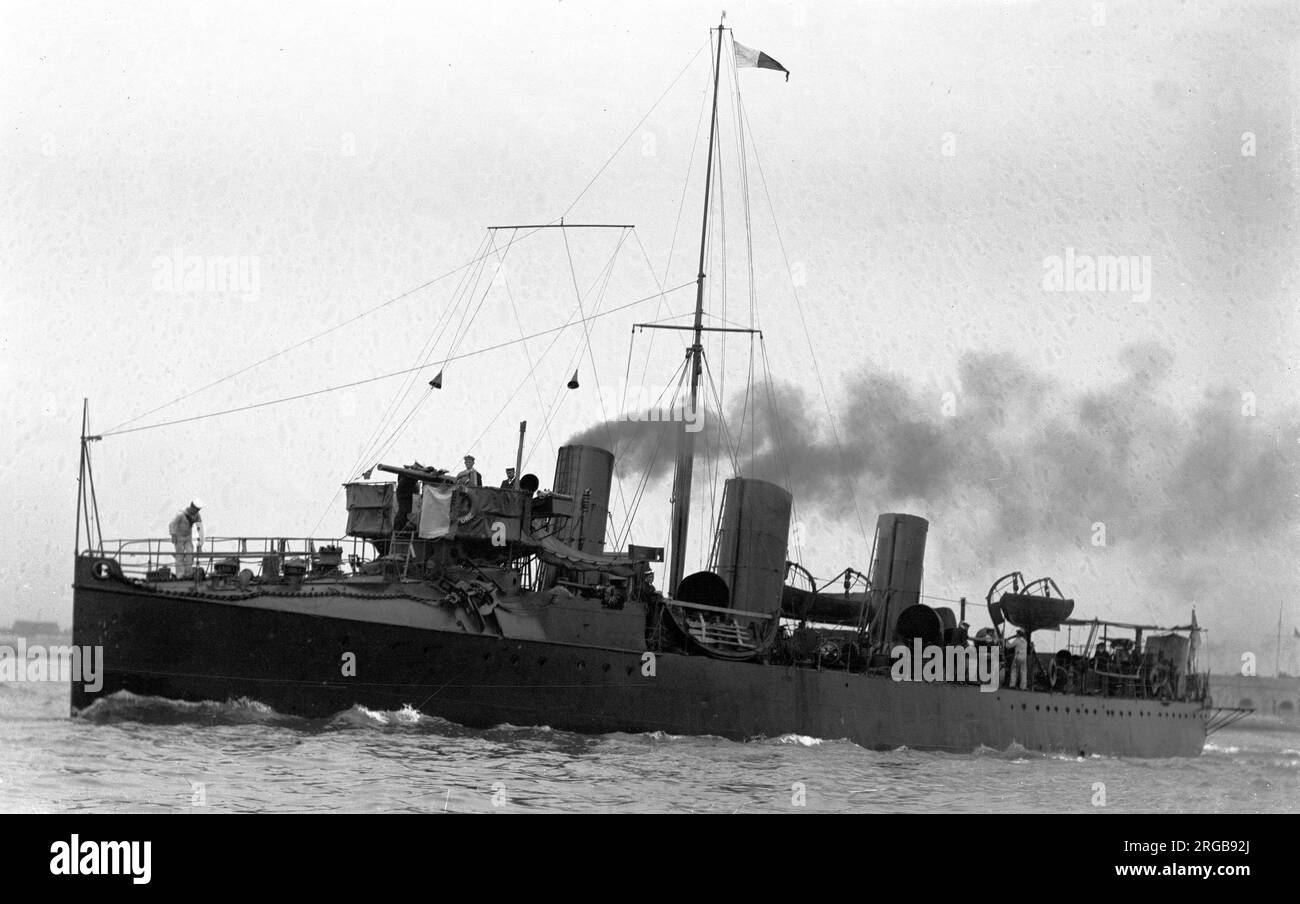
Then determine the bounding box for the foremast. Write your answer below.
[667,19,726,596]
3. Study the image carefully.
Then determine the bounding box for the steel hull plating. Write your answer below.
[71,579,1207,758]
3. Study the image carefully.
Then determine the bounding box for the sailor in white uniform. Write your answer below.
[168,499,204,577]
[1008,629,1030,690]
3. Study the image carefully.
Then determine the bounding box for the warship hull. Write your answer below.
[71,561,1207,758]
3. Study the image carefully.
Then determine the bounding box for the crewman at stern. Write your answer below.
[168,499,204,577]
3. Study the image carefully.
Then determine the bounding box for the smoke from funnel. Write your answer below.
[564,343,1298,664]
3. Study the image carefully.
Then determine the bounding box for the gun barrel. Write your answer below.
[374,463,455,484]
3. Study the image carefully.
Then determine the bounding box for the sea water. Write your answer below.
[1,678,1296,813]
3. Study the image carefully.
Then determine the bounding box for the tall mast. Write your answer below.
[667,20,726,596]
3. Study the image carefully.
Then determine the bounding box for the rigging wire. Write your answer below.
[629,229,682,383]
[616,351,691,546]
[705,120,726,547]
[619,323,636,424]
[355,232,501,469]
[99,31,830,574]
[308,235,497,535]
[727,40,760,464]
[492,228,561,464]
[682,44,722,568]
[84,441,104,552]
[310,239,537,534]
[740,100,872,552]
[615,359,686,546]
[758,335,802,563]
[307,385,439,537]
[342,232,493,482]
[319,46,712,532]
[107,35,708,447]
[521,231,627,464]
[100,283,696,439]
[343,44,710,506]
[561,39,710,219]
[700,351,741,475]
[559,227,635,529]
[108,42,709,441]
[631,63,712,431]
[103,228,545,436]
[436,231,507,374]
[612,355,690,550]
[473,228,629,468]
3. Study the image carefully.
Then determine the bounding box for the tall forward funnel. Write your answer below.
[552,444,614,555]
[867,513,929,654]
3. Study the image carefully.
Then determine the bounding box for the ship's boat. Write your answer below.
[67,21,1245,757]
[994,575,1075,633]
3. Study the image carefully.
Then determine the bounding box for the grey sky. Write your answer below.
[2,0,1296,670]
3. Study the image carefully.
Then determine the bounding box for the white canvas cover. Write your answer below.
[418,485,455,539]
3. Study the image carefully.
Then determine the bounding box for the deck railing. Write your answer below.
[1033,659,1209,703]
[84,536,379,581]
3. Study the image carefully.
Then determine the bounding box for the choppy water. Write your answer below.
[1,678,1296,813]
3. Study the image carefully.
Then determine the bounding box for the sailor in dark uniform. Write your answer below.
[1093,642,1112,696]
[455,455,482,487]
[500,467,517,488]
[1114,641,1133,695]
